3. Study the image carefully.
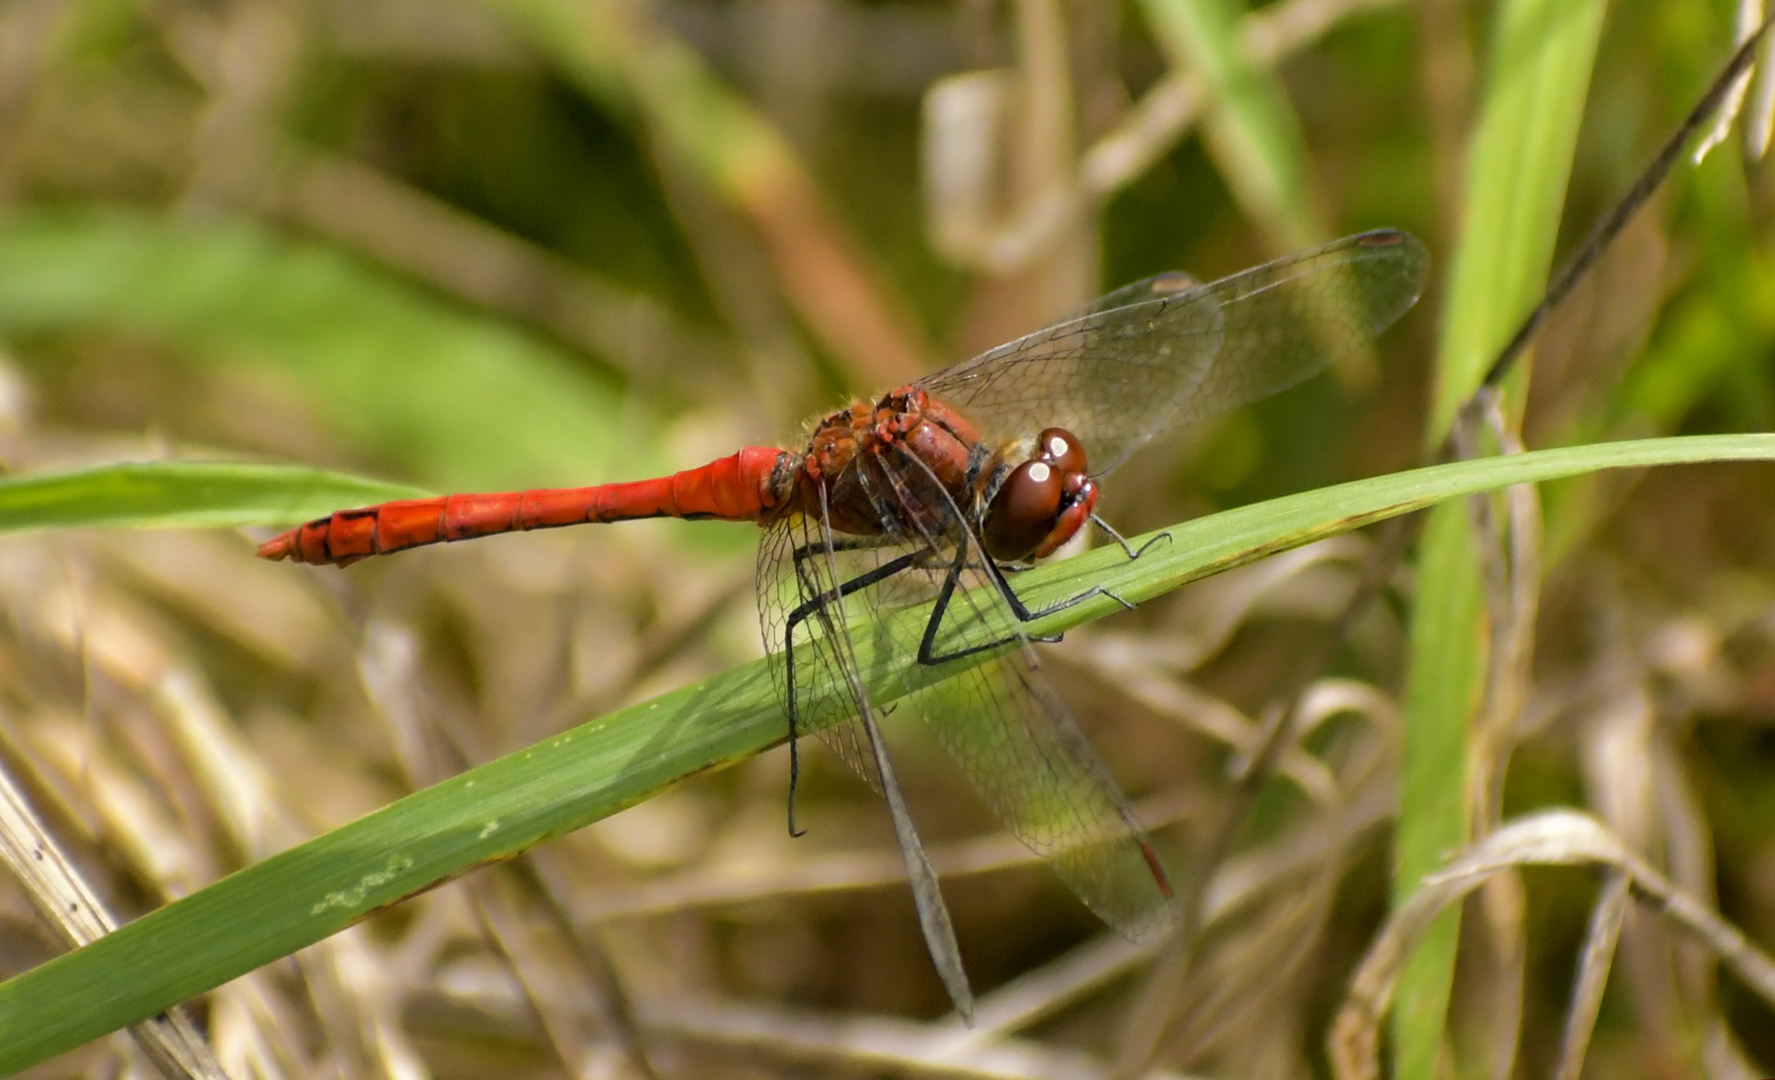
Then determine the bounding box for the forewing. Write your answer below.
[917,273,1223,476]
[1060,269,1199,321]
[1160,230,1428,433]
[919,230,1428,474]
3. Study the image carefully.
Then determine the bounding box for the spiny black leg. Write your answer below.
[915,545,968,664]
[991,516,1166,623]
[1091,512,1172,560]
[785,551,923,632]
[783,561,815,838]
[790,535,890,565]
[781,548,925,836]
[989,540,1151,621]
[916,544,1058,663]
[790,537,948,581]
[992,547,1138,620]
[1024,582,1139,618]
[915,533,1156,666]
[785,704,806,837]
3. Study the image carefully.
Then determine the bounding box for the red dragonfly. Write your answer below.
[261,230,1427,1018]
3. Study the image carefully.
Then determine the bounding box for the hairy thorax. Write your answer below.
[780,386,1000,542]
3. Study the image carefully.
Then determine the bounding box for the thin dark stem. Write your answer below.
[1479,14,1775,391]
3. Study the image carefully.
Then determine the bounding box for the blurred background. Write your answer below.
[2,0,1775,1077]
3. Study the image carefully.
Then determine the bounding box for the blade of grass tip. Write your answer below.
[0,463,428,533]
[1,434,1772,1073]
[1136,0,1319,251]
[1397,1,1605,1078]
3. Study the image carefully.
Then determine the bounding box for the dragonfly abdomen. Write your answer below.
[258,446,793,566]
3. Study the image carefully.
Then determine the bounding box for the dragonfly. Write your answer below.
[260,229,1428,1018]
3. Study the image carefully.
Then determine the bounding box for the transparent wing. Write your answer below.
[1060,269,1199,322]
[918,230,1429,474]
[756,502,978,1016]
[859,444,1177,939]
[755,508,895,792]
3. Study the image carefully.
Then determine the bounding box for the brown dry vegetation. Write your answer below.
[2,1,1775,1079]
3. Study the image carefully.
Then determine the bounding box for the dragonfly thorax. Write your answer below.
[786,389,1099,563]
[980,427,1098,562]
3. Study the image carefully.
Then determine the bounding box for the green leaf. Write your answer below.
[0,432,1769,1073]
[0,463,428,533]
[1398,0,1607,1074]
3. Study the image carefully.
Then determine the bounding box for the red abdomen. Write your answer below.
[259,447,791,567]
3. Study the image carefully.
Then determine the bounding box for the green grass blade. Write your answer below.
[0,210,641,490]
[0,432,1769,1072]
[473,0,931,389]
[1398,0,1607,1074]
[0,463,427,533]
[1427,0,1609,436]
[1137,0,1318,249]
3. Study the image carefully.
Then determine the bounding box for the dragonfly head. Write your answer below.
[981,427,1098,562]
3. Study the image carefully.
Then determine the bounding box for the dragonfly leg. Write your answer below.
[782,548,923,836]
[1000,516,1173,620]
[789,535,946,573]
[988,564,1077,639]
[919,526,1162,666]
[790,535,889,561]
[1091,513,1172,561]
[915,545,1053,664]
[998,558,1139,621]
[1020,581,1136,619]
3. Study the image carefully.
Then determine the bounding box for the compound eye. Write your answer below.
[1037,427,1088,475]
[982,459,1064,561]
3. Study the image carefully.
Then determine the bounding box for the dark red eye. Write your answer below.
[1036,428,1087,475]
[982,459,1063,561]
